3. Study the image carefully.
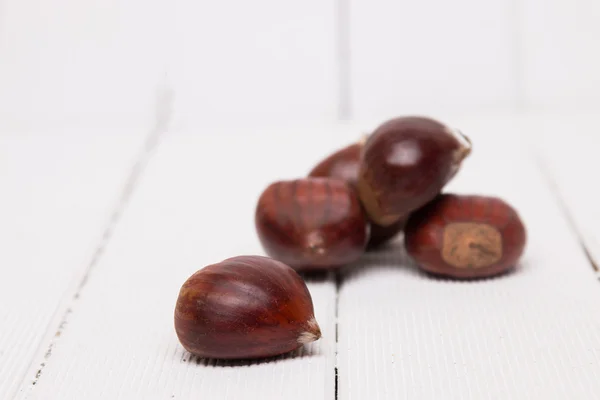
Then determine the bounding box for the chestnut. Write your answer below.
[357,116,472,227]
[308,142,405,249]
[255,178,368,271]
[174,255,322,360]
[405,194,527,279]
[308,142,362,186]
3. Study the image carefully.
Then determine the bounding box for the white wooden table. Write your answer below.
[1,113,599,399]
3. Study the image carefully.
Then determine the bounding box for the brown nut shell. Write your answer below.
[309,142,362,186]
[405,194,527,279]
[255,178,368,271]
[309,143,405,248]
[357,116,471,227]
[174,255,321,360]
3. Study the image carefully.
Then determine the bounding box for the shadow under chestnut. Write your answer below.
[179,343,322,368]
[339,233,522,283]
[175,269,333,368]
[338,234,419,280]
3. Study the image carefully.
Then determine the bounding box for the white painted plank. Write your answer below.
[522,0,600,110]
[23,128,344,399]
[528,113,600,272]
[0,130,146,400]
[169,0,338,129]
[338,117,600,399]
[0,0,167,132]
[348,0,517,121]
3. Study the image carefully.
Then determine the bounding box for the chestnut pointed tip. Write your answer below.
[297,317,322,344]
[446,126,472,162]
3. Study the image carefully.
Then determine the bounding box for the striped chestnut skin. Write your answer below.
[309,143,406,249]
[357,116,472,227]
[174,256,321,360]
[255,178,369,271]
[405,194,527,279]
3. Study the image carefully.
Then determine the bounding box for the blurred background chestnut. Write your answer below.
[255,178,368,271]
[405,194,527,279]
[357,116,472,227]
[174,255,321,360]
[309,142,405,249]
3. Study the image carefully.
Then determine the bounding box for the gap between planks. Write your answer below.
[531,147,599,274]
[18,115,596,398]
[15,85,174,399]
[512,119,599,277]
[334,270,342,400]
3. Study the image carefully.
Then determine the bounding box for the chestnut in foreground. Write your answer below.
[357,116,472,227]
[255,178,368,271]
[405,194,527,279]
[174,256,321,360]
[309,142,405,248]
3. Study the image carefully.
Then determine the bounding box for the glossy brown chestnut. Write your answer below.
[255,178,368,270]
[309,142,406,248]
[309,142,362,186]
[357,116,472,227]
[405,194,527,279]
[174,255,321,360]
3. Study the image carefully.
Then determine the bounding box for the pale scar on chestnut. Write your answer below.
[441,222,502,268]
[357,175,398,227]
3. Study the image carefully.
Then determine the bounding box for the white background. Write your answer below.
[1,0,599,132]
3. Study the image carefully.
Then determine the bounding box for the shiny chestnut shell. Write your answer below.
[174,256,321,360]
[309,142,362,185]
[255,178,368,270]
[357,116,471,227]
[405,194,527,279]
[309,143,405,248]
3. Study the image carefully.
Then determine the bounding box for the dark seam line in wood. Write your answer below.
[334,269,341,400]
[533,151,599,272]
[334,1,350,390]
[21,84,174,396]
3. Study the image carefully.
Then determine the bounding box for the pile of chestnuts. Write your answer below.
[174,116,527,360]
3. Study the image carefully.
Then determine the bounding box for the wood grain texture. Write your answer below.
[0,131,145,400]
[22,129,340,399]
[337,117,600,399]
[170,0,338,129]
[10,116,600,399]
[529,113,600,273]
